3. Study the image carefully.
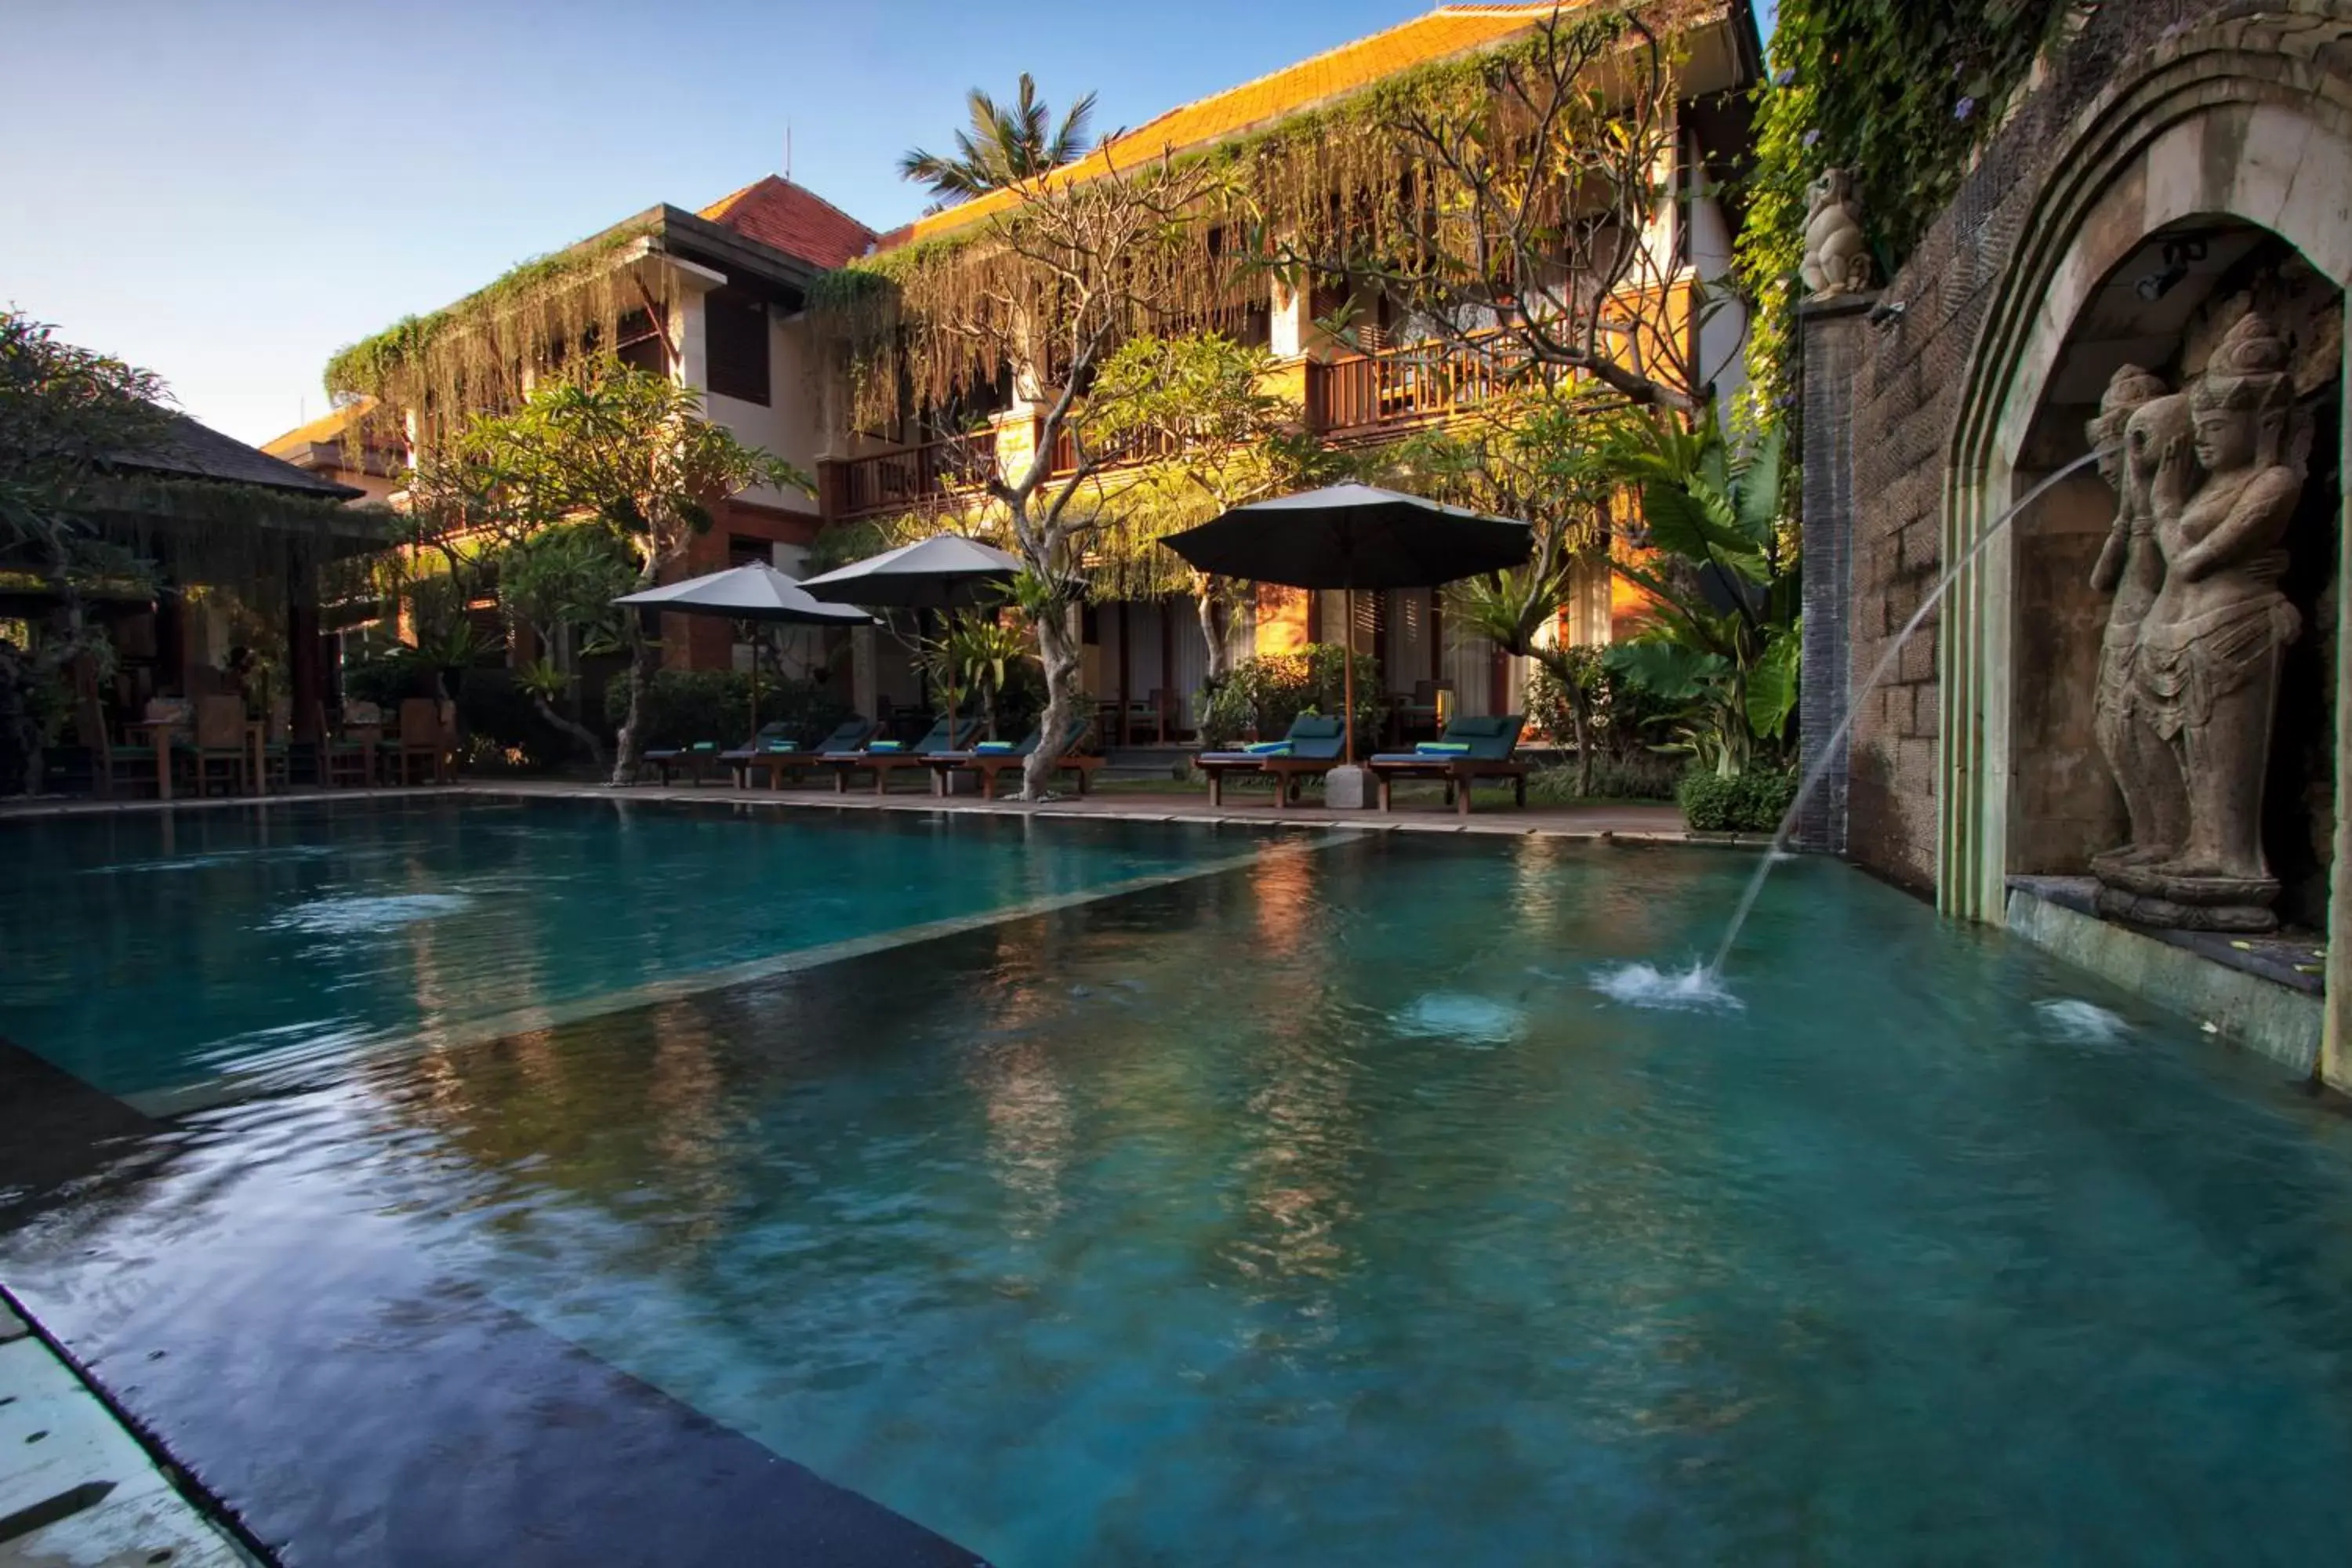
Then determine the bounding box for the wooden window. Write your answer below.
[705,289,771,405]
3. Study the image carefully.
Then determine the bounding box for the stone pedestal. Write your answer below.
[1323,765,1374,810]
[1793,292,1877,853]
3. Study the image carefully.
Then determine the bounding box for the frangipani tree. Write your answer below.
[409,358,811,783]
[1080,332,1310,687]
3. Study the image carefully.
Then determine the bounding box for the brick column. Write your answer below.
[1794,292,1877,854]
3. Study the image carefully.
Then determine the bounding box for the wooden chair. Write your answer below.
[378,697,446,785]
[1121,688,1168,746]
[190,695,250,797]
[314,703,373,787]
[1194,714,1348,808]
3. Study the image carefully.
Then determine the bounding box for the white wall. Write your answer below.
[698,309,828,515]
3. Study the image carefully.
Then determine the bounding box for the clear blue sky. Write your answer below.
[7,0,1771,446]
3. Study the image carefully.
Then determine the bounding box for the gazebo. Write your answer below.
[19,410,387,768]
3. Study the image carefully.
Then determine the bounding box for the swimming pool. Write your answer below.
[0,797,1243,1103]
[5,800,2350,1565]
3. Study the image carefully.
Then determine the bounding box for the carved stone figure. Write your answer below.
[2085,365,2189,873]
[1800,169,1874,299]
[2096,311,2307,932]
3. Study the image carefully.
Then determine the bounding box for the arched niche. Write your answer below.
[2002,223,2341,927]
[1940,5,2352,1082]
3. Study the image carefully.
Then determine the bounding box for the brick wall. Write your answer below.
[1836,0,2238,891]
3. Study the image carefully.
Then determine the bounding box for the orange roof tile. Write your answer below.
[700,176,879,270]
[893,4,1582,250]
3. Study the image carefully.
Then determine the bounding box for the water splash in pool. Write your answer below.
[265,892,474,935]
[1391,993,1525,1046]
[1591,961,1744,1011]
[2035,998,2131,1046]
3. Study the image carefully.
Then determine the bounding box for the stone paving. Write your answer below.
[0,1294,252,1567]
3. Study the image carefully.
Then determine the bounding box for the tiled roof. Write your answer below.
[894,3,1584,249]
[261,397,379,459]
[121,412,362,499]
[700,176,879,270]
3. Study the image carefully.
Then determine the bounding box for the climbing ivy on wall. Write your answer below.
[1737,0,2092,408]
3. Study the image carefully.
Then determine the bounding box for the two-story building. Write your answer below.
[304,0,1760,742]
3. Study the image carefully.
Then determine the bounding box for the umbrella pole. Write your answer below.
[1342,585,1356,766]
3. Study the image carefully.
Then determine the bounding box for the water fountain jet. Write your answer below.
[1708,445,2114,976]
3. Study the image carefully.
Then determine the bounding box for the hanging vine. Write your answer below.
[1737,0,2095,410]
[322,222,672,424]
[812,0,1719,430]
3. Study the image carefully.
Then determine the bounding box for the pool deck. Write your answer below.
[0,778,1737,844]
[0,1288,254,1566]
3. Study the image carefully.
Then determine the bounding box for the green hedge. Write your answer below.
[603,669,852,752]
[1679,769,1800,834]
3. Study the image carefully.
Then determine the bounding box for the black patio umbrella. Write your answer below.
[799,534,1023,736]
[1162,484,1534,764]
[614,561,874,732]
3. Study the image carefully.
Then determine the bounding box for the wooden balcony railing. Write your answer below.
[1305,336,1529,439]
[822,430,997,521]
[820,338,1531,519]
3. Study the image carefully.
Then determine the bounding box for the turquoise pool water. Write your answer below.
[5,806,2352,1563]
[0,797,1229,1099]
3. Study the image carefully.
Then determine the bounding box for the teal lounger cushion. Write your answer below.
[869,740,904,753]
[691,742,718,752]
[1243,740,1292,755]
[764,740,797,752]
[975,741,1018,753]
[1417,742,1472,754]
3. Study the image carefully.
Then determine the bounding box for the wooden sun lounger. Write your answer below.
[1366,715,1530,815]
[816,717,980,794]
[926,721,1101,800]
[1195,715,1347,808]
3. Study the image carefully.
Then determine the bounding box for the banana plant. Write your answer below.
[1603,415,1801,775]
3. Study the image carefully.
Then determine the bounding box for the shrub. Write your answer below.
[342,651,430,709]
[604,670,852,752]
[1196,644,1381,748]
[1679,768,1800,833]
[455,671,572,773]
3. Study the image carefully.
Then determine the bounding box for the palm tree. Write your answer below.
[898,74,1099,205]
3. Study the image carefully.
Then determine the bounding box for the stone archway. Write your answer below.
[1940,2,2352,1084]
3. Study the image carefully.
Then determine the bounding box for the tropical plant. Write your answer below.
[899,74,1099,205]
[602,668,851,753]
[1399,386,1628,793]
[920,608,1032,739]
[1195,644,1381,750]
[430,357,812,783]
[1081,332,1305,681]
[496,521,634,766]
[0,310,172,579]
[1602,416,1799,779]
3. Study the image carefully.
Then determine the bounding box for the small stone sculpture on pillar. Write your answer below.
[2092,312,2307,932]
[1800,169,1875,299]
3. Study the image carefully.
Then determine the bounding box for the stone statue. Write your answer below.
[1800,169,1874,299]
[2096,311,2307,932]
[2085,365,2188,873]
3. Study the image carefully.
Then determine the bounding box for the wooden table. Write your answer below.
[122,719,267,800]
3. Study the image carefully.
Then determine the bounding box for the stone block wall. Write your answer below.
[1837,0,2234,892]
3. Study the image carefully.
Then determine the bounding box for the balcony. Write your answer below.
[820,430,998,522]
[818,337,1528,521]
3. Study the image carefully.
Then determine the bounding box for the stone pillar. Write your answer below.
[1794,292,1877,854]
[287,554,323,742]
